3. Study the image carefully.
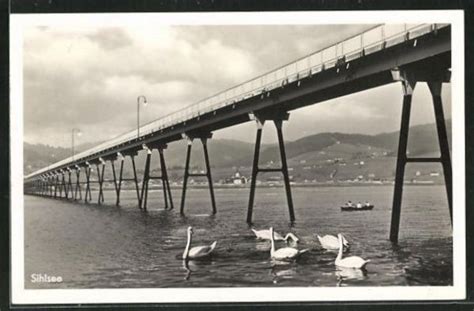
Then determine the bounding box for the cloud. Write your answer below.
[85,27,133,51]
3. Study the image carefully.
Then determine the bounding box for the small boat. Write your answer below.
[340,205,374,211]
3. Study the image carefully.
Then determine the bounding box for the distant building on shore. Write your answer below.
[225,171,247,185]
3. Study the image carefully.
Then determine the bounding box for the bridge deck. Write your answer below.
[25,23,450,181]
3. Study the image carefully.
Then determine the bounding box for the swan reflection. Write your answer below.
[182,260,192,280]
[335,267,367,286]
[182,259,214,281]
[270,262,297,283]
[255,241,271,251]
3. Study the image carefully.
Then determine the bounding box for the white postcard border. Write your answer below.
[10,10,465,304]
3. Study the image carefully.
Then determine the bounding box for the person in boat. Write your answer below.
[356,202,362,209]
[346,200,353,207]
[365,201,371,207]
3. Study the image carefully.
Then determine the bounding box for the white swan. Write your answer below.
[269,227,308,261]
[182,226,217,260]
[317,234,349,251]
[335,233,370,269]
[252,228,299,243]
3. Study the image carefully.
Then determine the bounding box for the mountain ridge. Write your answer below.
[24,120,451,179]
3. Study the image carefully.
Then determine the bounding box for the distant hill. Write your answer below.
[24,120,451,181]
[24,141,104,174]
[376,119,452,156]
[254,120,451,165]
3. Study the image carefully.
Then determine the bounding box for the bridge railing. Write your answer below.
[26,23,447,180]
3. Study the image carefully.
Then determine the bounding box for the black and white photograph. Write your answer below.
[10,10,465,304]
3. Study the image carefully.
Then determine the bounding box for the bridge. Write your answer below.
[24,23,452,243]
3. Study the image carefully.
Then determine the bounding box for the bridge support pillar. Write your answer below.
[61,173,65,198]
[246,112,294,224]
[180,133,216,216]
[74,168,82,200]
[429,81,453,222]
[66,170,73,199]
[96,163,105,205]
[139,145,174,211]
[59,172,66,199]
[159,147,174,211]
[389,67,452,243]
[53,174,59,199]
[47,177,51,197]
[109,152,141,208]
[140,148,152,210]
[131,155,142,209]
[111,158,123,206]
[84,164,92,203]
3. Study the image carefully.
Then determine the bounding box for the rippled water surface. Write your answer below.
[24,185,452,288]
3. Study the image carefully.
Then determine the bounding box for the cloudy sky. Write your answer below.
[23,21,451,147]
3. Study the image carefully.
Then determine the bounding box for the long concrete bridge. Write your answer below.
[24,23,452,242]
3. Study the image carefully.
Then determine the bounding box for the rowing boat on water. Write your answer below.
[340,205,374,211]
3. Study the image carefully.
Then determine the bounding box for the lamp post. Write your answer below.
[137,95,147,139]
[71,128,82,161]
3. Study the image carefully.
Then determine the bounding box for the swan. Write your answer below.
[252,228,299,243]
[182,226,217,260]
[335,233,370,269]
[317,234,349,251]
[269,227,308,261]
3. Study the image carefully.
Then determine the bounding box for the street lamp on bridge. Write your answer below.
[71,128,82,161]
[137,95,148,139]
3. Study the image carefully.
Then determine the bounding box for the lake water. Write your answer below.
[24,185,452,288]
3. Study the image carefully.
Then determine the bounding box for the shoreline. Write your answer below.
[89,182,444,191]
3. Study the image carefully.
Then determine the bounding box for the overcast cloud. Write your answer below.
[23,23,451,147]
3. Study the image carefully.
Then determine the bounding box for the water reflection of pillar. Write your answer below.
[389,66,452,243]
[247,111,294,224]
[180,132,216,216]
